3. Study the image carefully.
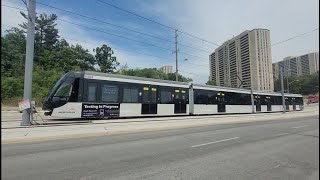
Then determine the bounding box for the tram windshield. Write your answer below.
[44,72,78,105]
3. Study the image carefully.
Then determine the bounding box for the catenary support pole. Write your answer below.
[280,66,286,113]
[175,29,178,81]
[251,88,255,113]
[21,0,36,126]
[287,77,290,93]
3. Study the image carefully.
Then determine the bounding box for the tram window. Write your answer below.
[160,91,172,104]
[69,78,79,102]
[53,82,72,102]
[101,85,119,102]
[271,96,281,105]
[296,97,303,105]
[87,83,97,102]
[123,87,139,103]
[208,92,216,104]
[195,90,208,104]
[239,93,251,105]
[226,92,251,105]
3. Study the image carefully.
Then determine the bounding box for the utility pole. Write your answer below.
[21,0,36,126]
[280,66,286,113]
[251,88,255,113]
[287,77,289,93]
[175,29,178,81]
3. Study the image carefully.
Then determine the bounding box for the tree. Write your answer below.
[206,80,216,86]
[1,28,26,77]
[20,12,60,68]
[72,44,96,71]
[116,68,192,82]
[94,44,119,73]
[20,12,59,50]
[273,72,319,95]
[1,13,121,105]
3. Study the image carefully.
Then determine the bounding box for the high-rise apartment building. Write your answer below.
[272,52,319,79]
[159,65,173,74]
[209,29,274,92]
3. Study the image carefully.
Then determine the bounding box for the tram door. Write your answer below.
[217,92,226,113]
[141,86,158,114]
[255,95,261,112]
[174,89,187,114]
[285,97,289,111]
[292,97,296,110]
[266,96,272,111]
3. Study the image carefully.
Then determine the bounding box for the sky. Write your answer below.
[2,0,319,84]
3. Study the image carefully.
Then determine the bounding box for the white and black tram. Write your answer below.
[42,71,304,118]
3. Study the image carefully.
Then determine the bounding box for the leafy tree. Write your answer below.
[1,28,26,77]
[20,12,60,68]
[116,68,192,82]
[1,76,24,100]
[94,44,119,73]
[72,44,96,71]
[206,80,216,86]
[274,72,319,95]
[20,12,59,50]
[1,12,121,105]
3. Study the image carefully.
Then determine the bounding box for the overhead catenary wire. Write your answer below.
[60,36,209,68]
[96,0,175,31]
[2,22,209,69]
[3,2,213,56]
[56,18,174,52]
[2,2,318,79]
[96,0,220,47]
[1,21,208,69]
[2,3,173,43]
[3,6,318,78]
[57,17,212,61]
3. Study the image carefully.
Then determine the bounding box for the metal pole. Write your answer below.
[280,66,286,113]
[21,0,36,126]
[251,88,255,113]
[287,77,290,93]
[189,83,194,115]
[175,29,178,81]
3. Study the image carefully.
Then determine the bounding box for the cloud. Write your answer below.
[2,0,318,84]
[1,0,158,70]
[1,0,26,32]
[138,0,319,83]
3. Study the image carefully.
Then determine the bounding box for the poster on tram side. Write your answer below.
[81,103,120,118]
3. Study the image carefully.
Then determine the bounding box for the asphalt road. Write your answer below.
[2,115,319,180]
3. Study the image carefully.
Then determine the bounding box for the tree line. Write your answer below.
[1,12,192,106]
[274,72,319,95]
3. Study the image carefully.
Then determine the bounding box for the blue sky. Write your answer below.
[2,0,319,84]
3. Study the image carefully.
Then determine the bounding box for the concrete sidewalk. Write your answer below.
[2,105,318,144]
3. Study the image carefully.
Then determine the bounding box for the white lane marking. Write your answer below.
[192,137,240,148]
[291,125,308,129]
[275,133,289,136]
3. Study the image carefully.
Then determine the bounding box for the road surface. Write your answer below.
[2,115,319,180]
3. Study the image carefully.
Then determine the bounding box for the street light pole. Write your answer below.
[280,66,286,113]
[251,88,255,113]
[286,77,289,93]
[175,29,178,81]
[21,0,36,126]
